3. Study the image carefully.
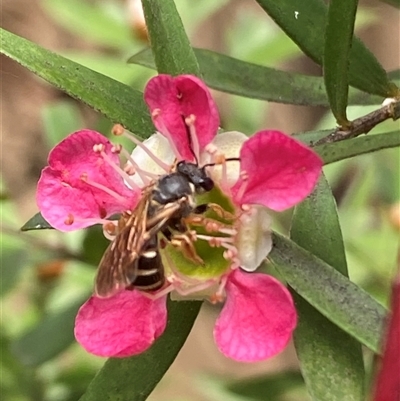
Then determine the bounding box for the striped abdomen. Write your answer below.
[131,234,165,292]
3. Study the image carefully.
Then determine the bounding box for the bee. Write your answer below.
[94,160,216,298]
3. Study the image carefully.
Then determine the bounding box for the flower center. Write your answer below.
[158,185,240,302]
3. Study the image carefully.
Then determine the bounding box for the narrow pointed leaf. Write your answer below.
[12,297,86,366]
[269,232,386,353]
[42,0,133,50]
[316,131,400,164]
[227,371,304,400]
[21,212,53,231]
[79,300,201,401]
[255,0,398,97]
[324,0,359,123]
[129,48,385,106]
[141,0,200,76]
[290,176,365,400]
[292,129,334,146]
[0,28,153,139]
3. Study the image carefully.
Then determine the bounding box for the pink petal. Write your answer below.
[214,269,297,362]
[373,273,400,401]
[75,290,167,357]
[231,131,323,211]
[36,130,137,231]
[144,74,219,160]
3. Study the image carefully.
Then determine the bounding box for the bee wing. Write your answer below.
[94,190,153,298]
[94,225,140,298]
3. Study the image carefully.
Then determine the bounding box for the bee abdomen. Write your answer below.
[131,235,165,292]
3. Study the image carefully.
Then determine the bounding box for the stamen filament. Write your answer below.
[195,234,235,244]
[121,148,159,180]
[185,114,200,162]
[220,242,238,252]
[140,285,173,300]
[65,214,115,227]
[218,227,238,236]
[234,171,249,203]
[80,173,128,203]
[212,275,228,302]
[99,151,141,191]
[119,126,171,171]
[119,148,152,186]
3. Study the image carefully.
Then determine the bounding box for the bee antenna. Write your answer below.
[202,157,240,169]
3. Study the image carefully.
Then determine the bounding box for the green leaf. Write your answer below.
[81,226,111,266]
[380,0,400,8]
[1,331,45,400]
[21,212,53,231]
[61,52,149,85]
[129,48,384,106]
[269,232,386,353]
[292,177,349,276]
[79,300,201,401]
[43,0,134,50]
[324,0,359,123]
[1,242,28,296]
[141,0,200,76]
[11,297,87,366]
[0,28,154,139]
[388,69,400,80]
[42,100,83,148]
[290,176,365,400]
[255,0,398,97]
[226,371,304,401]
[292,129,334,146]
[316,130,400,165]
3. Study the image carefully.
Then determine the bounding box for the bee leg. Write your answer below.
[184,214,235,235]
[192,203,235,221]
[167,230,205,265]
[162,227,204,265]
[206,203,236,220]
[161,226,174,241]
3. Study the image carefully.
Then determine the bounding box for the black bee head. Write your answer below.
[176,161,214,193]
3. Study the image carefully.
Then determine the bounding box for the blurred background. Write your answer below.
[1,0,399,400]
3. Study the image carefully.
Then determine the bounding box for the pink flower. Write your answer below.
[372,272,400,401]
[36,74,322,362]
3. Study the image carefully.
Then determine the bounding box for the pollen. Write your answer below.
[111,144,122,154]
[151,108,161,118]
[80,173,88,182]
[64,213,74,225]
[185,114,196,126]
[124,163,136,175]
[204,143,218,155]
[209,293,223,304]
[240,170,249,180]
[103,221,117,235]
[111,124,125,136]
[93,143,105,153]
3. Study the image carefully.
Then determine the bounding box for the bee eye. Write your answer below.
[201,177,214,192]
